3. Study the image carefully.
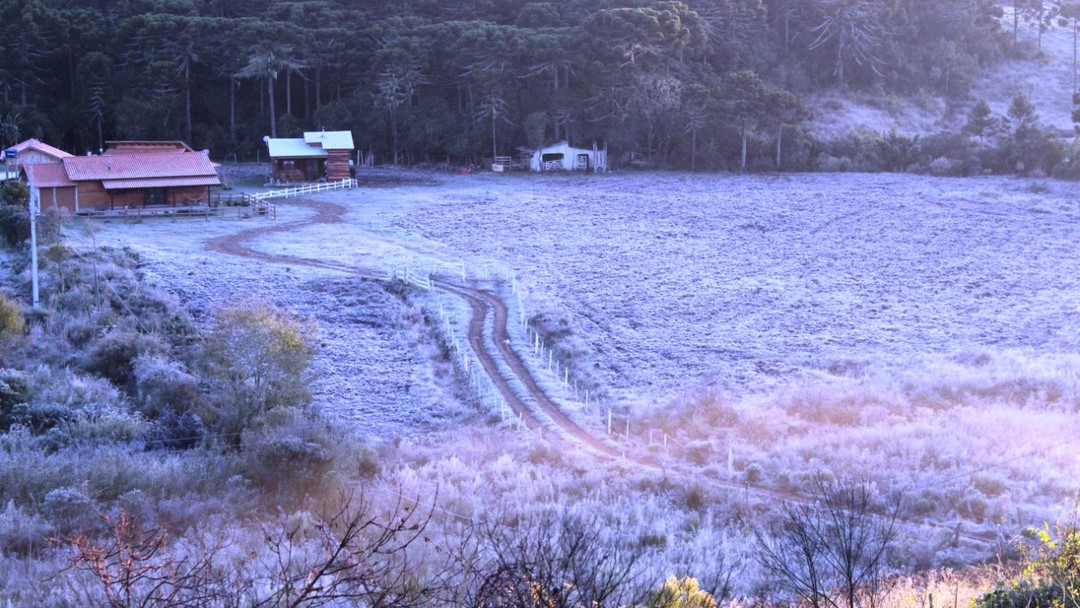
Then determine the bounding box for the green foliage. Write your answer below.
[0,205,30,248]
[642,576,718,608]
[0,294,25,340]
[1,180,29,207]
[977,525,1080,608]
[0,0,1011,169]
[201,300,316,440]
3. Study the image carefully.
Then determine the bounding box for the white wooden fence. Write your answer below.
[240,178,359,218]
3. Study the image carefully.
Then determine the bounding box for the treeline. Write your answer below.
[0,0,1013,170]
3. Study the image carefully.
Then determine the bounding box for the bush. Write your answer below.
[0,205,29,247]
[200,300,316,438]
[0,500,53,557]
[9,402,76,434]
[0,294,25,340]
[82,330,166,388]
[41,486,96,534]
[0,181,29,207]
[132,354,200,418]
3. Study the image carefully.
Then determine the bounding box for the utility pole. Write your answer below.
[29,188,39,308]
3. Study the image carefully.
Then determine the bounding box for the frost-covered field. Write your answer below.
[320,172,1080,401]
[72,171,1080,535]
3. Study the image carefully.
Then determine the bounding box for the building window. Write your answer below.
[144,188,167,205]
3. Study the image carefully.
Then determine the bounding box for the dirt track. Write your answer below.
[206,198,627,461]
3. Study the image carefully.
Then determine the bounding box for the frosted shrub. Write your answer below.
[132,354,200,417]
[0,500,53,556]
[82,329,167,387]
[0,293,25,341]
[0,368,30,428]
[42,486,95,534]
[200,299,316,439]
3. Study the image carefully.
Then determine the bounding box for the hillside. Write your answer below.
[810,7,1077,137]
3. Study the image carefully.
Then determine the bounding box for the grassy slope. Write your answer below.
[807,8,1077,137]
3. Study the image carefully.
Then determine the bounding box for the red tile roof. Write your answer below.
[104,141,196,154]
[63,151,220,183]
[10,138,73,159]
[22,162,75,188]
[101,176,221,190]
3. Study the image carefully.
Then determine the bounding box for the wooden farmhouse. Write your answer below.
[265,130,354,183]
[20,140,221,213]
[528,141,607,173]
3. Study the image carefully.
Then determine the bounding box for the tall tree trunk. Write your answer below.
[691,127,697,171]
[776,124,783,169]
[267,75,277,138]
[390,105,398,165]
[315,69,322,112]
[229,77,237,144]
[491,108,497,160]
[1014,0,1020,44]
[184,64,192,144]
[836,27,846,88]
[741,127,748,171]
[1038,1,1044,51]
[286,70,292,116]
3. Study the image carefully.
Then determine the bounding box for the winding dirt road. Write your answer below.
[207,198,627,461]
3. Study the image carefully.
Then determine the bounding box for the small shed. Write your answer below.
[265,130,355,183]
[529,141,607,173]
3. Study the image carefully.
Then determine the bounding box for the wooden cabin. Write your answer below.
[265,131,354,183]
[20,140,220,213]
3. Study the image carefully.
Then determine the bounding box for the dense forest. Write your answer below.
[0,0,1036,170]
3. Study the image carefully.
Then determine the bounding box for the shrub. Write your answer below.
[0,181,29,207]
[200,300,316,438]
[132,354,200,417]
[144,410,204,450]
[0,205,29,247]
[82,330,166,388]
[9,402,76,434]
[42,486,96,534]
[0,294,25,340]
[0,368,30,429]
[0,500,53,557]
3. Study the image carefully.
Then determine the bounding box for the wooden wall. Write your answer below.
[37,187,77,212]
[327,150,351,181]
[75,182,210,210]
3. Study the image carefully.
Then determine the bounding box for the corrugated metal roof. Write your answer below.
[23,162,75,188]
[101,175,221,190]
[63,151,219,181]
[304,130,354,150]
[267,138,328,159]
[10,138,74,159]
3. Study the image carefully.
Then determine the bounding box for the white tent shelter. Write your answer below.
[529,141,606,173]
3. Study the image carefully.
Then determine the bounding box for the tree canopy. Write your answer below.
[0,0,1006,169]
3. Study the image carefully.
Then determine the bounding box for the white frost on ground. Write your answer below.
[67,171,1080,436]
